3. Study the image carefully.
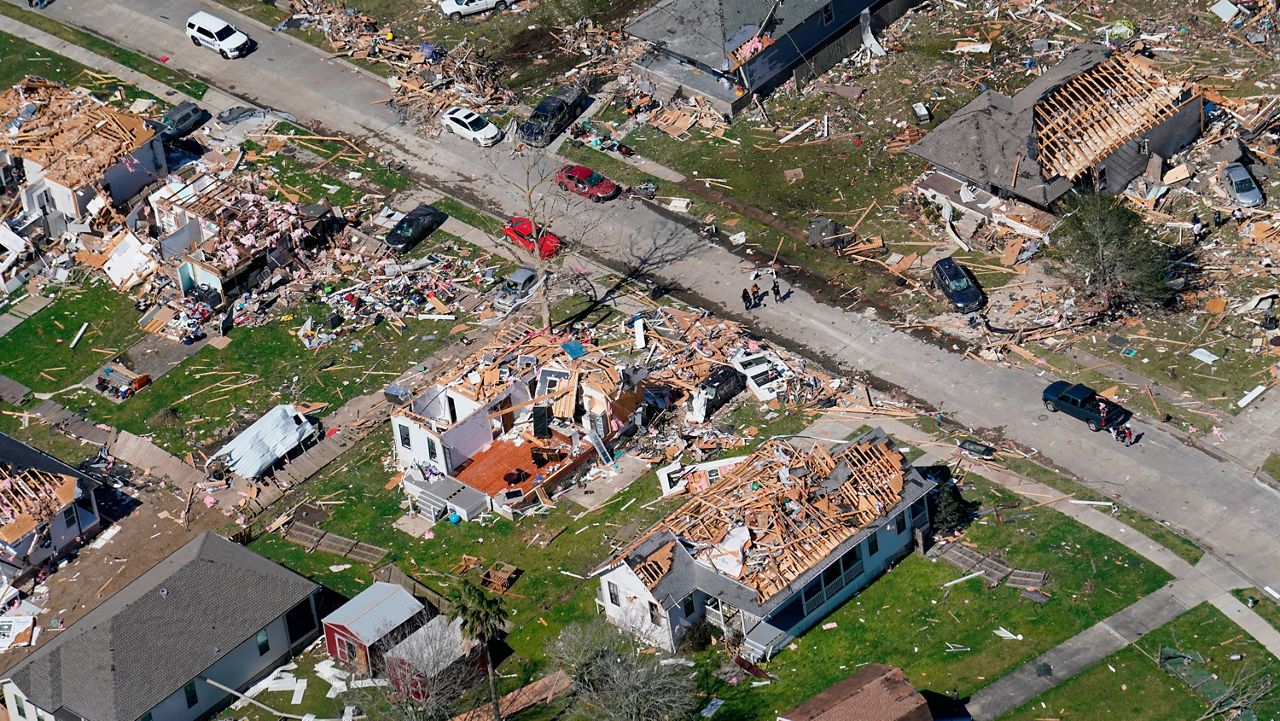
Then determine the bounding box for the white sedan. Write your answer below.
[439,107,502,147]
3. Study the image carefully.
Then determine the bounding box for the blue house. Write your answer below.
[627,0,922,115]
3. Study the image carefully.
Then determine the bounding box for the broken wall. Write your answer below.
[1098,98,1203,193]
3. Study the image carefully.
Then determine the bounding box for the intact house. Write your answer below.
[596,428,934,661]
[0,432,101,586]
[909,44,1203,211]
[626,0,923,115]
[322,581,432,676]
[778,664,934,721]
[0,77,165,292]
[0,532,321,721]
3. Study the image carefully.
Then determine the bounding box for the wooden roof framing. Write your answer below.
[0,464,79,544]
[1034,52,1197,181]
[625,436,907,604]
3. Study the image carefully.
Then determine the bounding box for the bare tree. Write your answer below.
[1194,666,1276,721]
[342,614,487,721]
[549,618,700,721]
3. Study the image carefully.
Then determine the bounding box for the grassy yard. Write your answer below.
[250,430,686,677]
[1001,457,1205,566]
[1263,453,1280,481]
[690,470,1172,721]
[0,280,143,393]
[69,308,458,457]
[1233,589,1280,634]
[997,645,1204,721]
[1002,602,1280,721]
[0,3,208,98]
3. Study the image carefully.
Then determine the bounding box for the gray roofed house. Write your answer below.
[1,532,321,721]
[627,0,925,116]
[910,44,1202,208]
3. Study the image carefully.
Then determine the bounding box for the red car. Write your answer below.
[554,164,620,202]
[503,217,562,259]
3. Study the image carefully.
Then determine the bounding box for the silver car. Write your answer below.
[1222,163,1265,207]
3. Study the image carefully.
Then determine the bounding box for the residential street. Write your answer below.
[14,0,1280,600]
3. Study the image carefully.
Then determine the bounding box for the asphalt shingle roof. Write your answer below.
[626,0,839,70]
[4,532,317,721]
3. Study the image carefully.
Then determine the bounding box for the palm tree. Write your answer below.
[454,579,507,721]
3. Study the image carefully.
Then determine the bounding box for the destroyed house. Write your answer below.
[909,44,1202,208]
[392,323,647,517]
[0,78,166,232]
[597,428,934,661]
[141,166,330,308]
[627,0,922,115]
[0,532,321,721]
[0,433,101,586]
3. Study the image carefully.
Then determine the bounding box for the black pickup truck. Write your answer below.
[1042,381,1129,432]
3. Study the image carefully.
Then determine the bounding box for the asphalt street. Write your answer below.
[18,0,1280,594]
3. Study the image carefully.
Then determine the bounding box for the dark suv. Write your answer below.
[932,256,985,313]
[517,85,588,148]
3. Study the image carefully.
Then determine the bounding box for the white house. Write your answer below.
[0,78,166,227]
[597,428,934,661]
[0,433,101,586]
[1,532,320,721]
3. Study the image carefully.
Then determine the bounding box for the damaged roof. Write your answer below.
[779,664,933,721]
[618,428,933,611]
[626,0,851,71]
[908,44,1111,206]
[4,532,317,721]
[0,77,155,190]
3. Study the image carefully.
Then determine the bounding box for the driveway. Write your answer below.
[16,0,1280,595]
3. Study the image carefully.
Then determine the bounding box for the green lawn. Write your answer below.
[1233,589,1280,635]
[0,280,143,393]
[1263,453,1280,482]
[997,645,1204,721]
[432,197,504,237]
[0,3,207,98]
[1000,458,1205,566]
[70,308,457,457]
[688,470,1172,721]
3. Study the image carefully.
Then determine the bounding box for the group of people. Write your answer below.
[741,278,784,311]
[1190,209,1248,242]
[1113,421,1137,447]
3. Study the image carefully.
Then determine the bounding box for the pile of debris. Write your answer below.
[285,0,511,125]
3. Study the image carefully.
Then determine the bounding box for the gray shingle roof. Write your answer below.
[626,0,839,71]
[4,532,317,721]
[908,44,1111,207]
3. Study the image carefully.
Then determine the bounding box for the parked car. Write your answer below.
[148,101,211,143]
[1221,162,1265,208]
[439,0,509,19]
[517,85,588,148]
[503,217,561,259]
[186,12,253,59]
[385,204,448,252]
[554,164,620,202]
[493,267,542,313]
[1042,381,1129,432]
[931,256,985,313]
[440,107,502,146]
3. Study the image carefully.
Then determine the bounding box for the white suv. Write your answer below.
[438,0,509,20]
[186,11,253,59]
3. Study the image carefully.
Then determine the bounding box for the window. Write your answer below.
[183,680,199,708]
[649,601,662,625]
[821,2,834,24]
[427,437,439,462]
[14,697,25,719]
[822,563,842,587]
[867,531,879,557]
[63,505,77,528]
[256,628,271,656]
[607,581,620,606]
[682,596,696,617]
[895,514,907,534]
[140,713,152,721]
[398,424,412,449]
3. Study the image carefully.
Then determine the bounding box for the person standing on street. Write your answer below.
[1123,422,1135,447]
[772,278,782,303]
[750,283,762,308]
[741,288,753,312]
